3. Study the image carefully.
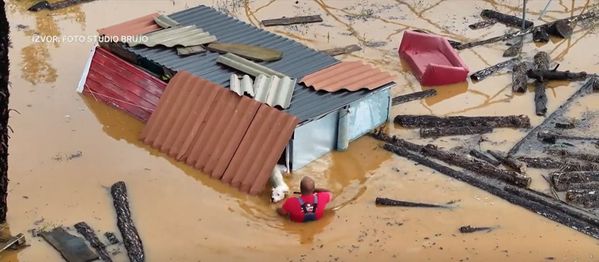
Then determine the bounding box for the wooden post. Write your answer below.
[111,182,144,262]
[533,51,550,116]
[0,0,9,223]
[394,114,531,128]
[74,222,113,262]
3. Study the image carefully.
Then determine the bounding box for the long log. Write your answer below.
[481,9,534,28]
[74,222,112,262]
[527,69,588,81]
[421,144,531,187]
[487,150,527,173]
[419,126,493,138]
[381,143,599,239]
[566,190,599,208]
[538,130,599,143]
[517,157,599,171]
[392,89,437,106]
[512,62,528,93]
[111,181,144,262]
[534,51,550,116]
[28,0,95,11]
[394,115,531,128]
[468,19,497,30]
[470,58,519,82]
[547,148,599,164]
[375,197,451,209]
[456,11,598,50]
[469,149,501,166]
[0,0,9,223]
[551,171,599,191]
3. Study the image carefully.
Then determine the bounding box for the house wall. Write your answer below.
[290,86,392,171]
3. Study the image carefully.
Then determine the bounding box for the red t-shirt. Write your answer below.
[282,192,332,222]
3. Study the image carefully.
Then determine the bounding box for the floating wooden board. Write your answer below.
[261,15,323,26]
[320,44,362,56]
[208,42,282,62]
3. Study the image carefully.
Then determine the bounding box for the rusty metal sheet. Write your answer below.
[97,13,161,37]
[222,104,298,194]
[141,71,297,194]
[82,47,167,122]
[301,61,395,92]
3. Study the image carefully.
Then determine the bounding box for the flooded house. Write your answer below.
[79,4,395,177]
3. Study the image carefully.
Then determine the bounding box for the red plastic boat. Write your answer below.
[399,30,469,86]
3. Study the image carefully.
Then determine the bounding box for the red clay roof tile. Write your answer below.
[300,61,395,92]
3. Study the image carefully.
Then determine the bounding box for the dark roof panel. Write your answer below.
[126,5,373,123]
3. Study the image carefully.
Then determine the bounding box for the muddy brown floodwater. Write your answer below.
[3,0,599,261]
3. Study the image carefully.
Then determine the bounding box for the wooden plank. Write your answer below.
[207,42,282,62]
[391,89,437,106]
[320,44,362,56]
[470,58,519,81]
[261,15,323,26]
[74,222,112,262]
[481,9,534,28]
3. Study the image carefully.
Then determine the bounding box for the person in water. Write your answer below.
[277,176,332,222]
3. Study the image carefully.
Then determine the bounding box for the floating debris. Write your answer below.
[261,15,323,27]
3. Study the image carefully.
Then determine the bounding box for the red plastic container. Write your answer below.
[399,30,469,86]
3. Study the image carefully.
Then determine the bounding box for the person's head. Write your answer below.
[300,176,315,195]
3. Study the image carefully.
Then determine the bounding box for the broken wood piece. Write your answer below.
[551,171,599,191]
[394,115,531,129]
[320,44,362,56]
[470,58,519,81]
[512,62,528,93]
[375,197,451,209]
[566,190,599,208]
[468,19,497,30]
[546,20,573,38]
[74,222,112,262]
[0,234,26,253]
[470,149,501,166]
[527,69,588,82]
[547,148,599,164]
[261,15,323,27]
[503,38,523,57]
[104,232,119,245]
[459,225,494,233]
[534,81,548,116]
[28,0,96,11]
[534,51,551,71]
[481,9,534,29]
[40,227,99,262]
[111,181,144,262]
[207,42,282,62]
[421,144,531,187]
[176,45,206,56]
[533,27,550,42]
[487,150,527,173]
[555,122,575,129]
[518,157,599,171]
[456,11,597,50]
[420,126,493,138]
[391,89,437,106]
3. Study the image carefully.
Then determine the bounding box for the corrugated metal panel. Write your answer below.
[82,47,167,122]
[230,74,295,109]
[217,53,285,77]
[154,15,179,28]
[128,25,217,48]
[97,13,161,37]
[122,5,372,123]
[222,104,298,194]
[141,71,298,194]
[301,61,395,92]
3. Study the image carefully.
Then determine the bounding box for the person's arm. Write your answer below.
[276,207,289,217]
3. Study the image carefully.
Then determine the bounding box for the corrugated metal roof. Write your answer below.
[217,53,285,77]
[140,71,298,194]
[301,61,395,92]
[97,13,161,37]
[229,74,295,109]
[122,5,373,123]
[128,25,217,48]
[82,47,167,122]
[154,15,179,28]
